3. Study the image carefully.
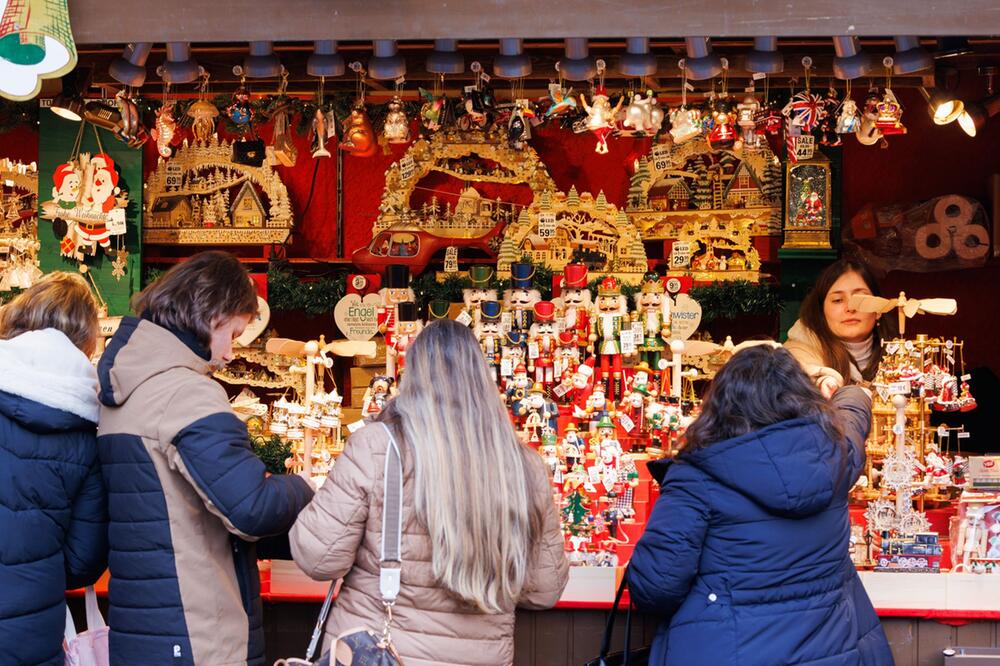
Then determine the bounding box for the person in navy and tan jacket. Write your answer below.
[97,251,314,666]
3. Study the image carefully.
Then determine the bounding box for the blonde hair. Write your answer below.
[0,272,99,356]
[379,320,537,613]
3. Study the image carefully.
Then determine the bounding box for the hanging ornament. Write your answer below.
[227,81,254,129]
[708,94,737,150]
[544,81,577,118]
[339,101,376,157]
[736,94,761,148]
[311,76,333,158]
[419,87,447,132]
[818,86,842,146]
[782,58,825,134]
[457,61,494,131]
[836,80,860,135]
[856,85,883,146]
[621,89,664,136]
[382,95,411,144]
[579,60,623,154]
[669,62,701,144]
[151,101,177,159]
[113,91,147,148]
[508,98,535,149]
[875,57,907,136]
[187,71,218,144]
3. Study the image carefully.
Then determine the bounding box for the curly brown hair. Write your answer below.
[0,272,99,356]
[131,251,258,348]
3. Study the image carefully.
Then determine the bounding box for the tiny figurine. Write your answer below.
[580,87,624,154]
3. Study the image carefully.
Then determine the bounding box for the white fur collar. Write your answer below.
[0,328,99,423]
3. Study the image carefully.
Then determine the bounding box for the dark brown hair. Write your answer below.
[131,251,257,348]
[682,344,842,452]
[0,272,99,356]
[799,258,897,382]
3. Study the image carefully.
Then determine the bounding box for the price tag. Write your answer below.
[793,135,815,160]
[347,420,366,433]
[500,358,513,377]
[527,341,540,359]
[3,179,13,187]
[500,312,512,332]
[685,81,694,91]
[619,329,636,355]
[752,72,767,81]
[399,155,416,182]
[651,144,671,172]
[962,374,971,381]
[444,246,459,273]
[583,482,597,493]
[632,321,645,341]
[588,466,602,485]
[537,212,557,239]
[553,381,569,398]
[619,413,635,433]
[744,86,756,93]
[553,468,563,484]
[958,432,971,439]
[888,381,911,395]
[480,72,491,82]
[394,76,406,85]
[455,309,473,327]
[665,277,683,295]
[670,241,693,268]
[464,85,476,93]
[106,208,127,235]
[165,162,183,189]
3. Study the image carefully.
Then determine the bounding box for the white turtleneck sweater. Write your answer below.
[844,336,874,374]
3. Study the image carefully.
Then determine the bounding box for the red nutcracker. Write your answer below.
[528,301,558,388]
[388,301,422,380]
[590,277,633,401]
[377,265,414,377]
[556,263,593,358]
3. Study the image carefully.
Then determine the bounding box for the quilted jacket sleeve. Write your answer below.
[63,457,109,589]
[160,381,314,541]
[290,426,374,581]
[629,461,710,615]
[518,453,570,610]
[831,385,873,483]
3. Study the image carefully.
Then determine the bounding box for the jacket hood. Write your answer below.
[98,316,212,408]
[656,418,851,517]
[0,328,99,431]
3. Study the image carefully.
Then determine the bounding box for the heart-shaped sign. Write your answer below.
[235,296,270,347]
[334,293,381,341]
[669,293,702,340]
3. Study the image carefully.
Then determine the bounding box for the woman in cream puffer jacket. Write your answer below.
[291,320,569,666]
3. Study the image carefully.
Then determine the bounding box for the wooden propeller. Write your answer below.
[848,291,957,336]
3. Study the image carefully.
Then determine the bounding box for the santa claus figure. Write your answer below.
[580,87,624,154]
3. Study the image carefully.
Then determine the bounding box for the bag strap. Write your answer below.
[378,422,404,603]
[84,585,106,631]
[304,422,404,661]
[598,567,636,664]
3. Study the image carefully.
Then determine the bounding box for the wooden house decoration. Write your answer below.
[231,181,266,228]
[148,196,192,228]
[724,162,764,208]
[667,179,691,210]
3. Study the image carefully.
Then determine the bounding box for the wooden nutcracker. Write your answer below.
[377,265,414,378]
[473,300,504,383]
[388,301,422,380]
[528,301,559,388]
[503,262,540,333]
[633,271,671,370]
[461,264,497,327]
[556,263,593,359]
[590,277,633,401]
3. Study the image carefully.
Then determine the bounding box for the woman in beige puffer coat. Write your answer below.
[291,320,569,666]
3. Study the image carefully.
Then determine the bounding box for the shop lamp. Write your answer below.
[158,42,200,85]
[744,36,784,74]
[893,36,933,75]
[368,40,405,80]
[832,36,875,80]
[243,41,282,79]
[494,38,531,79]
[50,74,84,121]
[618,38,657,78]
[683,37,722,81]
[307,41,345,78]
[919,87,964,125]
[957,93,1000,137]
[559,38,597,81]
[109,43,153,87]
[427,39,464,75]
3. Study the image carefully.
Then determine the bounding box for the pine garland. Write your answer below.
[267,264,346,316]
[690,280,781,323]
[250,434,293,474]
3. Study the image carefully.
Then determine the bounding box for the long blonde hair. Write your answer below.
[0,272,99,356]
[379,319,536,613]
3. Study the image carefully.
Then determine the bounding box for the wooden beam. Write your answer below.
[70,1,1000,44]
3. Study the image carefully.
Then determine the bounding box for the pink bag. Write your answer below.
[64,586,109,666]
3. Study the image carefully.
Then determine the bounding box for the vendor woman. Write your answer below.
[785,258,897,397]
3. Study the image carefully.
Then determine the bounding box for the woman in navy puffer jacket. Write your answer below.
[0,274,108,666]
[630,344,894,666]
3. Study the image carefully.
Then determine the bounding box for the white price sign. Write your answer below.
[399,155,416,182]
[888,381,912,395]
[670,241,693,268]
[165,162,183,189]
[537,212,557,239]
[106,208,127,235]
[651,144,671,172]
[619,329,636,355]
[444,246,459,273]
[793,135,816,161]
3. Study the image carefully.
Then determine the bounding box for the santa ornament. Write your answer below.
[580,86,623,154]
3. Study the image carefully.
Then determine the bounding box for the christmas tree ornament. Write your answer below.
[783,90,824,134]
[340,102,376,158]
[544,81,577,118]
[226,83,254,128]
[708,98,737,149]
[382,94,411,144]
[507,98,534,149]
[836,99,860,134]
[579,61,623,154]
[113,91,147,148]
[856,85,884,146]
[736,94,761,147]
[876,88,907,135]
[818,87,842,146]
[151,101,177,159]
[622,89,664,136]
[669,65,702,144]
[418,85,447,132]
